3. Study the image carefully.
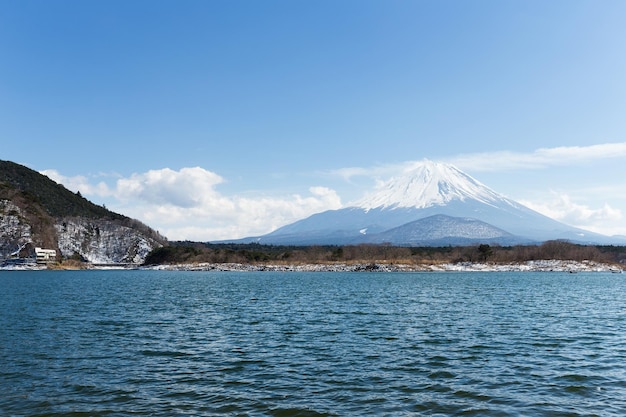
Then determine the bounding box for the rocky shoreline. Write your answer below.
[143,259,624,273]
[2,259,623,272]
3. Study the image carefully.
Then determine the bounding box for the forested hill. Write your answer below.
[0,160,166,264]
[0,160,122,219]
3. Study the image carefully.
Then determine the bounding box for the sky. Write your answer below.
[2,0,626,241]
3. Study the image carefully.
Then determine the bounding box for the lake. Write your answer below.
[1,270,626,416]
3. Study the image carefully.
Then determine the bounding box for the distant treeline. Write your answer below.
[143,241,626,266]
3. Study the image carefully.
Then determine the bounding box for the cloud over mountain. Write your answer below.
[521,192,622,235]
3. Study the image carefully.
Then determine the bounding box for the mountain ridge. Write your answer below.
[359,214,525,246]
[229,160,626,246]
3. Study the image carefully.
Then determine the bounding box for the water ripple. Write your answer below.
[2,271,626,416]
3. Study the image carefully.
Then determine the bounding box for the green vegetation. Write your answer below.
[0,160,124,220]
[143,241,626,266]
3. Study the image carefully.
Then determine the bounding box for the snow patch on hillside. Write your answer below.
[0,200,32,255]
[55,218,161,264]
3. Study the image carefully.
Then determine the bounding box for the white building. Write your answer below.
[35,247,57,263]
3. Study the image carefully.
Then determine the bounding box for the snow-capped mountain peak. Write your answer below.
[355,160,506,210]
[231,159,625,246]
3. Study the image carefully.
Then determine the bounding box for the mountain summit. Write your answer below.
[356,160,508,210]
[233,161,624,246]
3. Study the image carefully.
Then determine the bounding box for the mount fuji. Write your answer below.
[233,161,624,246]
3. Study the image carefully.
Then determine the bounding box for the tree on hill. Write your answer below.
[0,160,123,220]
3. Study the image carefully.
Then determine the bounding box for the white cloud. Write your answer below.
[116,167,225,208]
[447,142,626,172]
[327,161,420,184]
[330,166,373,182]
[46,166,343,241]
[329,142,626,180]
[520,192,624,236]
[123,184,342,241]
[40,169,112,197]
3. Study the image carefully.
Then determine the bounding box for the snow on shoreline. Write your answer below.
[1,259,622,272]
[143,259,623,273]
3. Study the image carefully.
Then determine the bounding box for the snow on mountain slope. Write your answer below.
[231,160,625,246]
[359,214,523,246]
[356,160,513,210]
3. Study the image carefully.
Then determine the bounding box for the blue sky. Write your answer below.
[2,0,626,240]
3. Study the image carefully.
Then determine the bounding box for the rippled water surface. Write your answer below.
[2,270,626,416]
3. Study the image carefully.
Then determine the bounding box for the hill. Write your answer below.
[0,160,166,264]
[0,160,123,219]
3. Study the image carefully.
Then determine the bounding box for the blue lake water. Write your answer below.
[1,270,626,416]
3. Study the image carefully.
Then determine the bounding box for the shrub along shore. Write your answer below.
[143,259,622,273]
[140,241,626,272]
[4,241,624,271]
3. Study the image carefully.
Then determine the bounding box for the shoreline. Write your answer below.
[143,259,624,273]
[1,259,623,273]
